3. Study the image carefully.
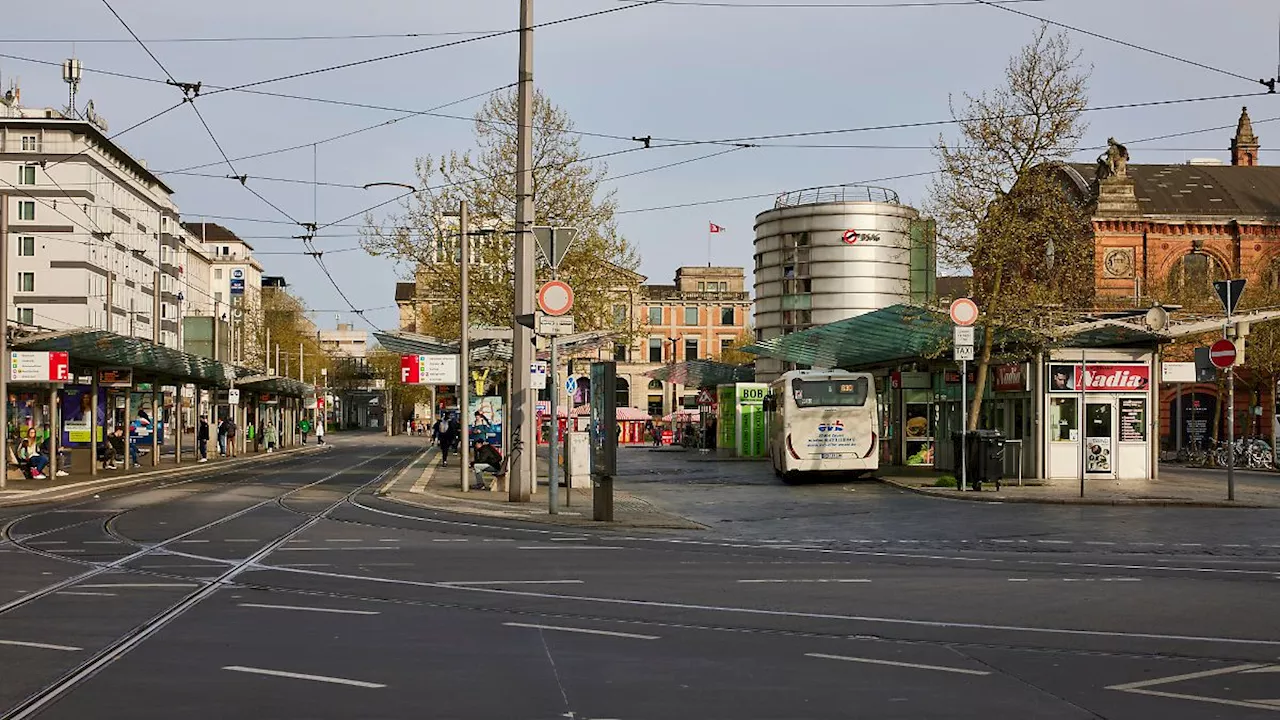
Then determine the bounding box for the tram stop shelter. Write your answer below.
[5,329,314,486]
[743,303,1280,483]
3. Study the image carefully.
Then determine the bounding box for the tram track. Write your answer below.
[0,447,410,720]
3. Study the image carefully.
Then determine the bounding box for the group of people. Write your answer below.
[192,415,324,463]
[429,414,504,490]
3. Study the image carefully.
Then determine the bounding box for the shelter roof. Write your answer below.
[645,360,755,387]
[13,329,243,386]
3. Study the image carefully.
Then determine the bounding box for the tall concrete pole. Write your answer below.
[153,270,161,345]
[0,195,8,490]
[510,0,536,502]
[459,200,471,492]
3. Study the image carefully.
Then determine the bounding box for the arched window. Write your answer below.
[1166,252,1226,301]
[648,379,663,391]
[615,377,631,409]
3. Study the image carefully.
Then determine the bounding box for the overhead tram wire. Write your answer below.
[0,30,505,44]
[201,0,671,98]
[156,83,517,176]
[969,0,1277,91]
[614,0,1044,6]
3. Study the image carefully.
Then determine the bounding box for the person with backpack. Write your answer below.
[299,417,312,444]
[437,415,458,467]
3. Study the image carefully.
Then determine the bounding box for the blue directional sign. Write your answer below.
[565,376,578,394]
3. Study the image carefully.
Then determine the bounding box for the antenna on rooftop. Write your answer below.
[61,57,82,118]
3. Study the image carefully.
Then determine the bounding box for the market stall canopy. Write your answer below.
[645,360,755,388]
[11,329,249,386]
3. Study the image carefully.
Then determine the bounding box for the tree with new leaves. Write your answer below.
[927,27,1095,430]
[361,89,641,340]
[244,286,330,382]
[718,329,757,366]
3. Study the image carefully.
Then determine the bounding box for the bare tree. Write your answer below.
[927,26,1094,429]
[361,89,641,340]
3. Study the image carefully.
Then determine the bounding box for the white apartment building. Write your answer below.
[2,90,262,353]
[319,323,368,358]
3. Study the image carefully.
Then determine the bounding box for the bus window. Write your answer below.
[792,378,869,408]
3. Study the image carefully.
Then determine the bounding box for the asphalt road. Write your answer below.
[2,436,1279,719]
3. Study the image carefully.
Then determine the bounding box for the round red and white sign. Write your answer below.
[841,229,859,244]
[1209,338,1237,369]
[949,297,979,327]
[537,280,574,316]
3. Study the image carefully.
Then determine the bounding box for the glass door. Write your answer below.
[1085,401,1115,477]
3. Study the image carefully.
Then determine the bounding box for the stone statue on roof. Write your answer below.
[1096,137,1129,181]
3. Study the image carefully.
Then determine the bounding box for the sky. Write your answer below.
[5,0,1279,333]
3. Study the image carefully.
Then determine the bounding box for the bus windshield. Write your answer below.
[791,378,869,408]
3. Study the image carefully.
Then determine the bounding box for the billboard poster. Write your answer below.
[468,395,504,446]
[61,385,106,445]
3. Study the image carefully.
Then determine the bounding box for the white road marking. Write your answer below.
[225,539,260,543]
[1106,663,1280,712]
[178,540,210,544]
[1084,541,1116,546]
[379,539,399,542]
[1037,540,1070,545]
[1007,578,1029,582]
[136,564,226,569]
[737,579,871,584]
[325,539,362,543]
[432,538,469,542]
[275,547,399,552]
[441,580,583,586]
[237,603,379,616]
[76,583,198,589]
[273,563,332,568]
[0,640,82,651]
[807,653,990,676]
[517,546,624,551]
[504,622,658,640]
[82,540,123,545]
[56,591,117,597]
[261,564,1280,648]
[27,541,67,545]
[222,665,386,688]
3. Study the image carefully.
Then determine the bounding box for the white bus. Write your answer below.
[766,370,879,482]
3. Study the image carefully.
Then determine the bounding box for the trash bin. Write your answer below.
[950,429,1005,490]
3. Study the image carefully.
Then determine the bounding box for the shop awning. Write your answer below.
[645,360,756,387]
[12,329,243,386]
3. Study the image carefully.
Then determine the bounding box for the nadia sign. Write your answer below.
[1048,364,1150,392]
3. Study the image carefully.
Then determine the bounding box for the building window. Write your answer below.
[648,337,663,362]
[17,236,35,256]
[683,394,698,409]
[612,304,628,326]
[697,281,705,292]
[17,308,34,325]
[17,165,36,185]
[21,135,39,152]
[214,291,223,304]
[721,338,734,356]
[214,268,223,279]
[17,272,35,292]
[683,307,698,325]
[719,306,734,325]
[647,306,662,325]
[17,201,35,221]
[613,343,627,362]
[684,338,699,360]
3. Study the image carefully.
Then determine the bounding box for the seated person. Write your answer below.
[38,427,70,477]
[16,428,48,479]
[102,429,135,469]
[469,439,504,490]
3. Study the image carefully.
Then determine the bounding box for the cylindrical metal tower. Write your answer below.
[753,185,919,382]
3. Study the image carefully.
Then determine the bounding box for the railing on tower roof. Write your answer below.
[774,184,900,209]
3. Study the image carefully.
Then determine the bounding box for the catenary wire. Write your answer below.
[968,0,1275,89]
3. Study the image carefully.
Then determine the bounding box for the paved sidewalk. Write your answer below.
[880,464,1280,508]
[1,442,327,507]
[378,447,705,530]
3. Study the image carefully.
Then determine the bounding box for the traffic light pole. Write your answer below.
[509,0,536,502]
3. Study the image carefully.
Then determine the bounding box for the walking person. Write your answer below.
[299,417,311,445]
[315,418,325,446]
[225,416,238,458]
[263,421,278,453]
[437,415,458,467]
[197,417,210,463]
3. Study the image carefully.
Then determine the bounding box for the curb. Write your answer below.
[0,444,327,508]
[878,476,1272,509]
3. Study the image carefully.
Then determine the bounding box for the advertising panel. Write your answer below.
[8,351,70,382]
[61,385,106,445]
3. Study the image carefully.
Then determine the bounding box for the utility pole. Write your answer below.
[153,270,162,345]
[0,194,8,490]
[459,200,471,492]
[510,0,536,502]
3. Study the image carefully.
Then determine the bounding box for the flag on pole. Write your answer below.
[709,222,725,233]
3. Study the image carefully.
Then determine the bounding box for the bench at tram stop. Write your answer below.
[950,429,1006,491]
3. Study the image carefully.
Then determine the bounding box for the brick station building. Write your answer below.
[1054,107,1280,449]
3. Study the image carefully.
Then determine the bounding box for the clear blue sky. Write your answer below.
[6,0,1278,331]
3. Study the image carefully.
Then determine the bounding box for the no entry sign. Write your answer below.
[1209,338,1237,369]
[537,280,574,316]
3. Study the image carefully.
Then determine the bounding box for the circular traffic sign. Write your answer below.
[538,280,574,316]
[949,297,979,327]
[1209,338,1237,369]
[841,229,859,244]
